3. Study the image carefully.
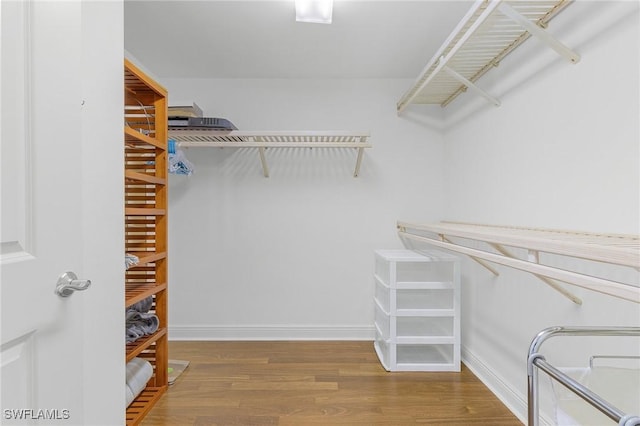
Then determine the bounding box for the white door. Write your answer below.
[1,1,124,425]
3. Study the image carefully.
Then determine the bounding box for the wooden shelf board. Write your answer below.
[126,328,167,363]
[125,282,167,308]
[126,386,167,426]
[125,207,166,216]
[125,170,166,185]
[124,126,166,150]
[126,251,167,267]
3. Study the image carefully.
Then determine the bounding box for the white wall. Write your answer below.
[162,78,446,339]
[439,1,639,423]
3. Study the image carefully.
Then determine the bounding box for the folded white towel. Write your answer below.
[125,357,153,406]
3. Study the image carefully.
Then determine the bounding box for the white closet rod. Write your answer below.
[398,230,639,304]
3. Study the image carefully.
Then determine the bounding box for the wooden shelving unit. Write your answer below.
[124,58,169,426]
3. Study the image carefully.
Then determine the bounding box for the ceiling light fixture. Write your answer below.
[295,0,333,24]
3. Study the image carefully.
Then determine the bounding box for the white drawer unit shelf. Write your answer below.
[373,249,460,372]
[375,339,457,372]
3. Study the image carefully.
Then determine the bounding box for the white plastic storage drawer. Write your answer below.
[373,249,460,372]
[376,306,455,342]
[396,316,455,341]
[374,277,391,313]
[374,338,459,372]
[374,304,391,340]
[375,279,454,314]
[397,344,455,366]
[395,288,454,312]
[375,249,456,287]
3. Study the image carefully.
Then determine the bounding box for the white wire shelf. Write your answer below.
[397,0,578,112]
[397,221,640,304]
[168,130,371,177]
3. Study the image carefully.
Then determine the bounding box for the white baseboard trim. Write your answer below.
[461,346,555,426]
[462,345,528,425]
[168,325,376,341]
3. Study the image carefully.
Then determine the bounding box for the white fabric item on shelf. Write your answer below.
[125,357,154,406]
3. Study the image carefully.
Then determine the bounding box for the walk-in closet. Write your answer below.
[0,1,637,425]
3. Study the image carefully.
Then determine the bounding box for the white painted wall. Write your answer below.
[439,1,640,423]
[162,78,445,339]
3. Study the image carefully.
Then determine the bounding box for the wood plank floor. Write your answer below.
[140,341,522,425]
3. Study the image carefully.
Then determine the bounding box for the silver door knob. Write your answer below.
[55,271,91,297]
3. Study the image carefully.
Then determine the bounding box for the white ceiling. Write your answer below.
[124,0,474,79]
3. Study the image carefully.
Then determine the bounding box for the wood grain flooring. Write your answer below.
[140,341,522,426]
